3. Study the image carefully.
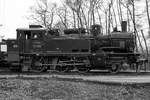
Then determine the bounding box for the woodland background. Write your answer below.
[29,0,150,55]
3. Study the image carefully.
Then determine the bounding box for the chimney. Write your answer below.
[121,21,127,32]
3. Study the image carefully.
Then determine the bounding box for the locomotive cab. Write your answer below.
[17,28,47,53]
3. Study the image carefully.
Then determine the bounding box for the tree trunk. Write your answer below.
[127,3,130,31]
[145,0,150,30]
[132,0,138,52]
[64,7,67,28]
[49,12,54,29]
[73,11,76,28]
[108,4,111,34]
[117,0,122,25]
[141,30,149,55]
[92,9,95,25]
[105,11,108,35]
[77,11,83,28]
[96,6,103,34]
[81,7,88,32]
[118,0,123,21]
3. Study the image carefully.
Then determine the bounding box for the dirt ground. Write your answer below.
[0,77,150,100]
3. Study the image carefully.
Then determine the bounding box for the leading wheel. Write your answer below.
[109,63,120,73]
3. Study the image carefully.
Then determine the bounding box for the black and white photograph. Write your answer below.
[0,0,150,99]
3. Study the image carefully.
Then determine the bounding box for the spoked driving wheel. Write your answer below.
[77,65,90,73]
[76,57,91,73]
[31,57,48,72]
[55,65,69,73]
[55,58,69,73]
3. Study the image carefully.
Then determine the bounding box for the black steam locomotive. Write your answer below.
[0,24,139,73]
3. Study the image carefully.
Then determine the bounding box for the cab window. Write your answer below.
[32,32,43,39]
[25,31,31,40]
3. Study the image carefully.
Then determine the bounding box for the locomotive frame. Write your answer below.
[4,25,140,73]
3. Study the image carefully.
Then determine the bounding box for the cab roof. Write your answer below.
[16,28,47,31]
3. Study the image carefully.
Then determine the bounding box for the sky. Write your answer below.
[0,0,60,39]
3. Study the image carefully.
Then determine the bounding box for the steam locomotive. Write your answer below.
[0,24,140,73]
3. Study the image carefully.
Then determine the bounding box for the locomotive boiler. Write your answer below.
[5,24,139,73]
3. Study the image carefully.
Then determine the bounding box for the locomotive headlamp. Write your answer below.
[56,48,60,50]
[19,56,23,59]
[92,53,96,56]
[97,58,101,61]
[13,44,18,48]
[36,53,40,56]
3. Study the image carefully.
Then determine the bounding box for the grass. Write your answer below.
[0,77,149,100]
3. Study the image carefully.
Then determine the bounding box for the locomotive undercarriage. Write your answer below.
[21,55,91,73]
[18,52,140,73]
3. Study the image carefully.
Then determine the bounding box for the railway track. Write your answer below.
[0,68,150,84]
[0,67,149,75]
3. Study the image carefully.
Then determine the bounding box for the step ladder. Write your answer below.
[22,56,32,71]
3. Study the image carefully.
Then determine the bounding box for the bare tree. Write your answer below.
[65,0,104,30]
[56,5,69,29]
[65,0,84,28]
[141,30,149,55]
[30,0,57,29]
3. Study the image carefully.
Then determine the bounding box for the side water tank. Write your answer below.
[64,28,86,35]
